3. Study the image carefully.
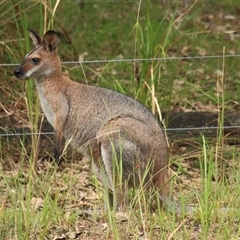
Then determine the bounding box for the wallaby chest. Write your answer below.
[36,82,55,126]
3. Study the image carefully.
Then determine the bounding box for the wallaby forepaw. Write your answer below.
[54,152,63,164]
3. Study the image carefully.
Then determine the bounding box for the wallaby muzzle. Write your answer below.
[14,65,24,79]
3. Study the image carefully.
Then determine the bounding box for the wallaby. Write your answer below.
[13,29,194,213]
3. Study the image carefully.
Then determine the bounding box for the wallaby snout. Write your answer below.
[14,64,26,79]
[14,66,23,78]
[15,29,170,211]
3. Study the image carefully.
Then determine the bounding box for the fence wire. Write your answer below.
[0,125,240,137]
[1,54,240,67]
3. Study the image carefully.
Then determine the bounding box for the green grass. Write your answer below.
[1,0,240,239]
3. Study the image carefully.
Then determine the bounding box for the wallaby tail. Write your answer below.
[159,194,196,214]
[160,194,239,214]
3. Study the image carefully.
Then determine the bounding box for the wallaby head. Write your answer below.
[14,29,61,81]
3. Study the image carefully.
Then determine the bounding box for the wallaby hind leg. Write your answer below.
[151,167,170,210]
[90,156,116,210]
[94,116,169,211]
[95,118,159,211]
[89,145,114,209]
[95,121,146,211]
[98,134,135,211]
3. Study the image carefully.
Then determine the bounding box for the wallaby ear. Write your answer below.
[43,30,58,53]
[28,28,42,46]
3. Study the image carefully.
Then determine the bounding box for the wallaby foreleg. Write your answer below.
[53,121,64,163]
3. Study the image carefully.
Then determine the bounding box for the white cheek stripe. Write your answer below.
[25,65,53,78]
[25,65,41,77]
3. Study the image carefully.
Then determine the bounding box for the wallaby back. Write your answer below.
[14,29,169,211]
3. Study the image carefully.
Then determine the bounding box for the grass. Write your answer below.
[1,0,240,239]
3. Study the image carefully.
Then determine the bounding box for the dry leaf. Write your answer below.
[31,197,44,210]
[78,52,88,63]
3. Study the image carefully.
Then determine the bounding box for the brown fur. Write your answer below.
[14,29,170,211]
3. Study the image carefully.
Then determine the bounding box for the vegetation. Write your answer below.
[1,0,240,239]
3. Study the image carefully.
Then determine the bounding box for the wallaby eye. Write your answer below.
[32,58,40,64]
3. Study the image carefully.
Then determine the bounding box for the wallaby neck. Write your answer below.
[35,70,65,84]
[35,74,67,97]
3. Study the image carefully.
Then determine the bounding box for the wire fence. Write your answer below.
[1,53,240,138]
